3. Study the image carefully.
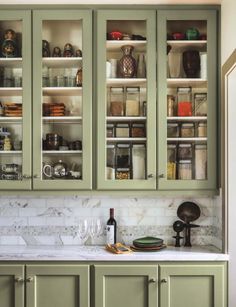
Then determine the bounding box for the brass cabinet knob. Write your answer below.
[22,174,32,179]
[149,278,156,283]
[161,278,167,283]
[26,277,34,282]
[147,174,154,179]
[15,277,24,283]
[158,174,165,178]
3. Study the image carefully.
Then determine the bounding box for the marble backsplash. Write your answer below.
[0,195,222,249]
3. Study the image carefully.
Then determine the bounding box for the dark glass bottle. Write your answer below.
[106,208,117,244]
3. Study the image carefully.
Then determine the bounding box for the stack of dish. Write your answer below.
[131,236,166,252]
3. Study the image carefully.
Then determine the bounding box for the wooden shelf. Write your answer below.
[107,137,146,142]
[107,78,146,86]
[167,137,207,142]
[0,57,22,68]
[43,116,82,124]
[106,116,146,122]
[167,116,207,121]
[167,78,207,88]
[0,87,22,96]
[43,150,82,154]
[167,40,207,51]
[106,40,146,52]
[43,87,82,96]
[42,57,82,68]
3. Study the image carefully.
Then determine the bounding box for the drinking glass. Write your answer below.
[77,219,89,245]
[88,218,103,245]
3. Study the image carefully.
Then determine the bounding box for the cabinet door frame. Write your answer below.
[160,263,226,307]
[157,9,217,190]
[0,10,32,190]
[0,264,24,307]
[96,10,157,190]
[32,10,92,190]
[26,264,90,307]
[94,264,158,307]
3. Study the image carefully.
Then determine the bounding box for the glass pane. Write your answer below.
[166,20,208,180]
[41,19,83,180]
[106,20,147,180]
[0,20,23,181]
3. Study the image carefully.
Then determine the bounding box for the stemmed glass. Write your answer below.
[88,218,103,245]
[77,219,89,245]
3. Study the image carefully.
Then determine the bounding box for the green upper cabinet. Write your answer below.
[32,10,92,190]
[26,264,89,307]
[94,265,158,307]
[96,10,157,190]
[160,263,226,307]
[157,10,217,190]
[0,10,31,190]
[0,264,24,307]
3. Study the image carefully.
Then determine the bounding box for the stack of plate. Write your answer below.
[131,236,166,252]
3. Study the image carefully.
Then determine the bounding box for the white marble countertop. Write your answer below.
[0,245,229,261]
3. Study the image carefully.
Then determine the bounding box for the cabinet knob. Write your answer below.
[147,174,154,179]
[15,277,24,283]
[33,175,40,179]
[158,174,165,178]
[22,174,31,179]
[161,278,167,283]
[149,278,156,283]
[26,277,34,283]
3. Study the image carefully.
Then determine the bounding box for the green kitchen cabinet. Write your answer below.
[94,264,158,307]
[160,263,226,307]
[0,264,24,307]
[157,10,217,190]
[32,10,92,190]
[0,10,32,190]
[96,10,157,190]
[26,264,90,307]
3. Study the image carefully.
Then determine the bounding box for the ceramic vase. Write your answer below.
[119,45,136,78]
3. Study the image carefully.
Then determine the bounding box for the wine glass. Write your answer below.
[77,219,89,245]
[88,218,103,245]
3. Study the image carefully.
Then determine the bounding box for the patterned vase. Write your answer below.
[119,45,136,78]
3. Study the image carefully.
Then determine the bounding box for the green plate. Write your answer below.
[133,236,163,247]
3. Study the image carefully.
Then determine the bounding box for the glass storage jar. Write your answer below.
[180,123,195,137]
[125,87,140,116]
[177,87,192,116]
[107,124,115,137]
[178,160,192,180]
[109,87,125,116]
[178,143,192,160]
[131,123,146,137]
[132,144,146,179]
[195,144,207,179]
[167,123,179,137]
[107,144,116,180]
[167,95,176,116]
[197,122,207,137]
[167,144,177,180]
[194,93,207,116]
[116,144,131,169]
[115,123,130,137]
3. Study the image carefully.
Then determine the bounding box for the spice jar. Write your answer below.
[194,93,207,116]
[195,144,207,179]
[178,160,192,180]
[109,87,124,116]
[167,123,179,137]
[197,122,207,137]
[115,123,130,137]
[177,87,192,116]
[167,95,176,116]
[178,144,192,160]
[131,123,146,137]
[180,123,195,137]
[132,144,146,179]
[125,87,140,116]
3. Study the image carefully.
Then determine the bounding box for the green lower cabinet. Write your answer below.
[0,265,24,307]
[94,265,158,307]
[26,265,90,307]
[160,263,227,307]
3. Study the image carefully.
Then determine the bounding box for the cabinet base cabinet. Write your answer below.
[160,264,227,307]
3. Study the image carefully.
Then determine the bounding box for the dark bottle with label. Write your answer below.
[106,208,117,244]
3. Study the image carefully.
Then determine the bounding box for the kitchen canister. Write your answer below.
[200,52,207,79]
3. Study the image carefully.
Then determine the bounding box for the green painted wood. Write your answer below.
[96,10,157,190]
[0,265,24,307]
[94,264,158,307]
[160,263,226,307]
[0,10,32,190]
[32,10,92,190]
[26,264,89,307]
[157,10,217,190]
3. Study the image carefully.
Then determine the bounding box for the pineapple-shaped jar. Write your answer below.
[119,45,136,78]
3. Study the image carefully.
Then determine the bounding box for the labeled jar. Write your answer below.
[132,144,146,179]
[197,122,207,137]
[178,160,192,180]
[115,123,130,137]
[167,123,179,137]
[195,144,207,180]
[178,144,192,160]
[125,87,140,116]
[180,123,195,137]
[109,87,124,116]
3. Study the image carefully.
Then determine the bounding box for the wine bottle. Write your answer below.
[106,208,117,244]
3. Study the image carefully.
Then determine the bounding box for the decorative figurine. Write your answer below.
[2,29,18,58]
[52,47,61,57]
[75,49,82,57]
[63,43,74,57]
[42,40,50,57]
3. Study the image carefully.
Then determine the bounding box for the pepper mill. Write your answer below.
[173,220,184,247]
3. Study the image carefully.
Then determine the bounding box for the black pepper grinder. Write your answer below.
[173,220,184,247]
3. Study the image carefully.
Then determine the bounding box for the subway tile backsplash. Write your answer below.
[0,195,222,249]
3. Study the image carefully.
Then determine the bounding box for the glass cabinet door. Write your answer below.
[33,10,92,190]
[157,10,217,190]
[97,10,156,190]
[0,11,31,190]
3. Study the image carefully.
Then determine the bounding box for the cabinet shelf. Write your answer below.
[167,78,207,88]
[167,40,207,51]
[107,78,146,86]
[0,57,22,68]
[0,87,22,96]
[106,40,146,52]
[107,137,146,142]
[167,137,207,142]
[43,150,82,154]
[43,116,82,123]
[106,116,146,122]
[167,116,207,121]
[42,57,82,68]
[0,150,22,154]
[43,87,82,96]
[0,117,22,123]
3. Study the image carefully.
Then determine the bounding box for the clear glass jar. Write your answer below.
[107,144,116,180]
[167,123,179,137]
[195,144,207,179]
[167,144,177,180]
[131,123,146,137]
[167,95,176,116]
[178,160,192,180]
[109,87,125,116]
[115,123,130,137]
[116,144,130,169]
[178,144,192,160]
[107,124,115,137]
[197,122,207,137]
[125,87,140,116]
[132,144,146,179]
[180,123,195,137]
[177,87,192,116]
[194,93,207,116]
